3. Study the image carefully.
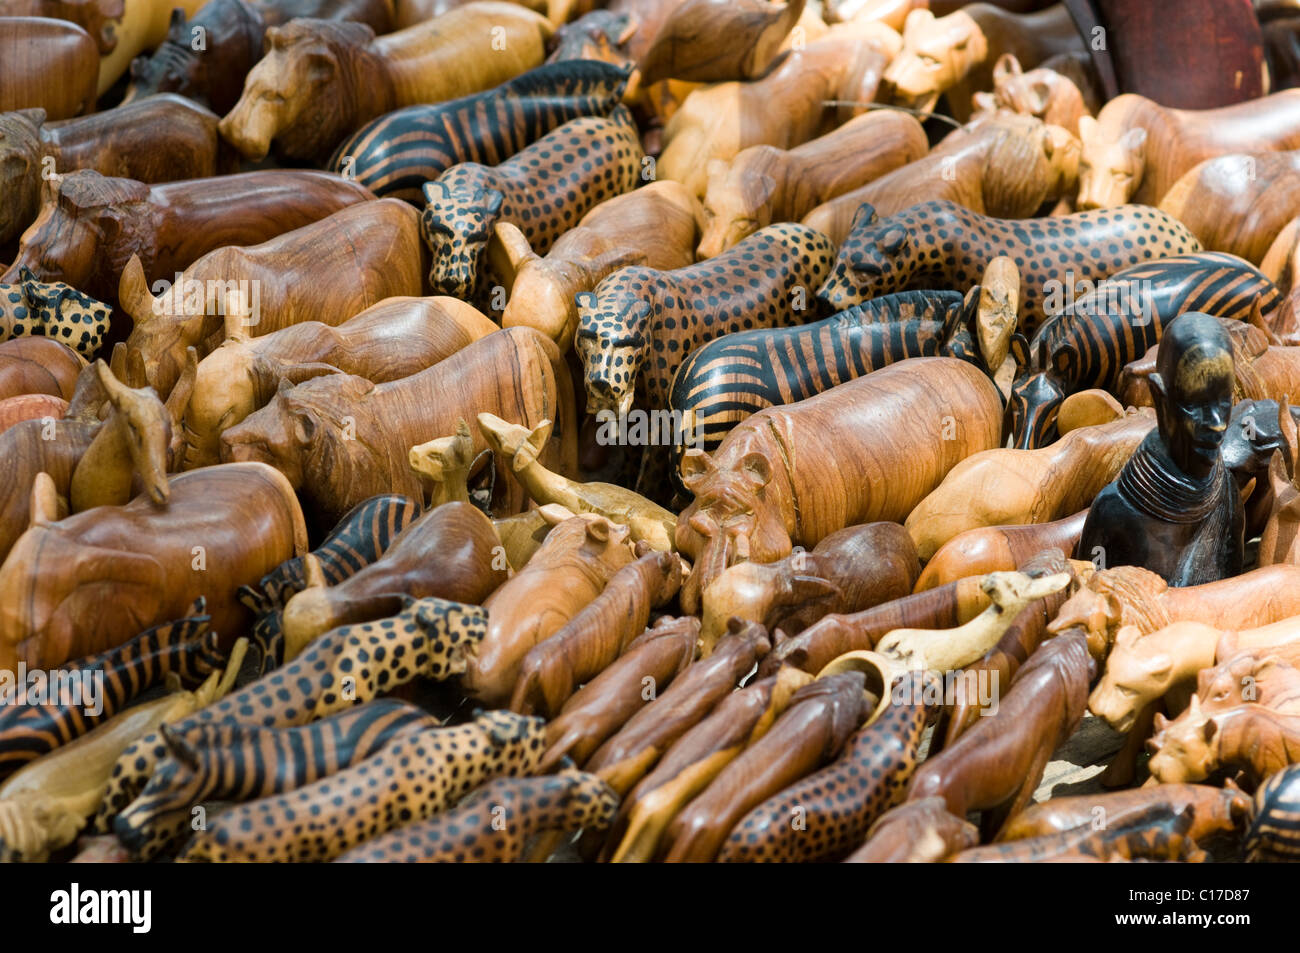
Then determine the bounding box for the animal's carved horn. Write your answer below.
[118,254,155,326]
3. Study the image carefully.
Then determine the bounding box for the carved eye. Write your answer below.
[919,53,940,68]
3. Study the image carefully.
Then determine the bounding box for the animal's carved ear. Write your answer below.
[29,471,62,526]
[159,723,200,771]
[491,222,538,286]
[118,254,155,326]
[301,552,327,591]
[976,255,1018,372]
[292,409,317,446]
[585,517,615,544]
[993,53,1022,85]
[1144,653,1174,681]
[482,188,506,220]
[901,7,935,41]
[877,226,909,255]
[1121,127,1148,153]
[739,451,772,490]
[16,107,46,128]
[679,447,716,489]
[849,203,878,233]
[1202,717,1218,744]
[265,24,287,50]
[1077,114,1098,143]
[1145,370,1168,406]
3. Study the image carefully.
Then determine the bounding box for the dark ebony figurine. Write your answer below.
[1077,312,1243,586]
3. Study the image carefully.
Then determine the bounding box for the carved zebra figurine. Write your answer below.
[1009,252,1280,449]
[0,600,219,781]
[667,287,1010,487]
[238,493,422,674]
[1245,763,1300,862]
[329,59,631,202]
[91,596,488,831]
[114,699,436,861]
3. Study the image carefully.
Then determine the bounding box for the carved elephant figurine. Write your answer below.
[0,16,98,118]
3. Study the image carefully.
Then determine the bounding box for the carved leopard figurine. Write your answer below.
[421,106,643,303]
[1,267,111,359]
[816,200,1202,335]
[177,710,547,862]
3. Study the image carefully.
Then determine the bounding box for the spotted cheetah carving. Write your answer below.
[0,267,110,359]
[421,106,643,302]
[177,710,547,862]
[816,200,1202,335]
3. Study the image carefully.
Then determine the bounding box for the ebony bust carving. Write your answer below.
[1077,312,1244,586]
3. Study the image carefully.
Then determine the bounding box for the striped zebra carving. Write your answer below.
[1245,764,1300,862]
[328,59,630,201]
[239,493,421,674]
[0,601,218,781]
[114,699,436,861]
[667,290,975,481]
[1009,252,1280,449]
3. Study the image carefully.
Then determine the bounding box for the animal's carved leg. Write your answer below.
[1101,701,1158,788]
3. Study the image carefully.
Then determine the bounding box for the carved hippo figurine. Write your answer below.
[1077,90,1300,209]
[493,179,701,350]
[0,267,110,359]
[698,109,927,257]
[122,0,394,114]
[218,4,554,161]
[576,222,834,427]
[279,501,509,661]
[0,96,225,246]
[802,112,1079,245]
[882,4,1083,121]
[0,461,308,672]
[117,199,425,399]
[0,336,84,402]
[0,16,98,119]
[329,59,631,203]
[3,169,374,309]
[816,200,1201,335]
[657,21,902,196]
[636,0,804,86]
[421,107,643,302]
[465,510,636,706]
[675,357,1003,613]
[700,521,920,655]
[220,326,578,527]
[178,295,496,469]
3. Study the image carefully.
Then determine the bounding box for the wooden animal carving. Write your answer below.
[118,199,425,399]
[113,699,433,860]
[803,112,1079,245]
[91,597,489,830]
[667,284,1011,472]
[700,522,920,655]
[698,110,927,257]
[577,223,834,429]
[843,797,978,863]
[816,200,1201,335]
[907,630,1095,836]
[0,17,97,119]
[970,53,1095,135]
[717,677,931,863]
[122,0,393,114]
[218,5,554,161]
[329,59,630,202]
[1147,693,1300,785]
[0,394,65,435]
[510,548,680,717]
[952,805,1207,863]
[0,604,219,781]
[906,409,1154,560]
[0,0,124,53]
[466,511,635,705]
[1008,252,1278,448]
[179,295,495,469]
[395,0,546,29]
[494,179,701,349]
[177,711,546,862]
[661,671,870,862]
[0,462,307,672]
[0,96,224,246]
[998,784,1252,845]
[637,0,804,86]
[3,169,374,309]
[335,770,619,863]
[280,501,508,661]
[0,337,84,402]
[541,615,699,773]
[675,357,1003,613]
[87,0,208,96]
[1077,91,1300,209]
[0,266,111,358]
[1245,763,1300,862]
[421,107,643,301]
[220,326,577,526]
[916,510,1088,592]
[657,23,903,196]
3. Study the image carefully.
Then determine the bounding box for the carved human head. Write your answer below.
[1148,313,1234,480]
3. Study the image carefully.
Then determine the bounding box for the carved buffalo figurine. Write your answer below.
[218,4,553,161]
[221,327,578,527]
[0,462,307,672]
